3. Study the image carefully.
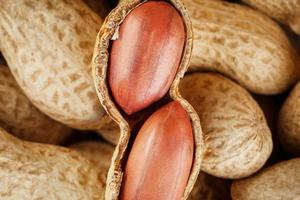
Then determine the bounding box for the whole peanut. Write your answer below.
[0,128,104,199]
[180,73,272,179]
[0,64,71,144]
[0,0,105,129]
[278,81,300,155]
[184,0,299,94]
[243,0,300,35]
[231,158,300,200]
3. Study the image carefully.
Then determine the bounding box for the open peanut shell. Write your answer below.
[92,0,204,199]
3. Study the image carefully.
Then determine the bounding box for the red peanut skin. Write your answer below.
[108,1,185,115]
[120,101,194,200]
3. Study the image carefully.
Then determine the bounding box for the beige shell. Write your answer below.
[278,81,300,155]
[188,172,231,200]
[183,0,299,94]
[179,73,273,179]
[231,158,300,200]
[83,0,112,19]
[97,119,119,145]
[0,64,71,144]
[0,0,106,129]
[243,0,300,35]
[70,141,114,184]
[0,127,104,199]
[92,0,204,199]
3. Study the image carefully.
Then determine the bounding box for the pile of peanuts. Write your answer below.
[0,0,299,199]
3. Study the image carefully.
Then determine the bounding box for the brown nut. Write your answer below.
[121,101,194,200]
[0,0,106,129]
[179,73,273,179]
[243,0,300,35]
[109,1,185,115]
[278,81,300,155]
[231,158,300,200]
[92,0,204,199]
[0,64,71,144]
[0,127,104,199]
[183,0,299,94]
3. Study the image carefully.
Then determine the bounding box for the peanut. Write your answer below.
[184,0,299,94]
[278,81,300,155]
[70,141,114,185]
[97,119,120,145]
[121,101,194,200]
[231,158,300,200]
[189,172,231,200]
[108,1,185,115]
[243,0,300,35]
[0,0,106,129]
[0,127,104,199]
[0,64,71,144]
[179,73,272,178]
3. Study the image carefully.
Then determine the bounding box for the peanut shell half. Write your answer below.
[92,0,204,199]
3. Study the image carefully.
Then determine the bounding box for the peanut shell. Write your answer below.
[243,0,300,35]
[0,0,106,129]
[0,127,104,199]
[231,158,300,200]
[188,172,231,200]
[180,73,273,179]
[92,0,204,199]
[70,141,114,185]
[97,119,119,145]
[184,0,299,94]
[278,81,300,155]
[0,64,71,144]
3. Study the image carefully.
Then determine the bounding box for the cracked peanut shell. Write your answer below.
[92,0,204,199]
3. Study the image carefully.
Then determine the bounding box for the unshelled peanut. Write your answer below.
[0,64,71,144]
[243,0,300,35]
[0,128,104,199]
[231,158,300,200]
[180,73,273,178]
[184,0,299,94]
[0,0,105,129]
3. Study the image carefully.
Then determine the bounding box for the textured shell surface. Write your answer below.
[0,0,106,129]
[92,0,204,199]
[0,128,104,200]
[180,73,273,179]
[243,0,300,35]
[188,172,231,200]
[231,158,300,200]
[183,0,299,94]
[97,119,119,145]
[0,64,71,144]
[70,141,114,184]
[278,81,300,155]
